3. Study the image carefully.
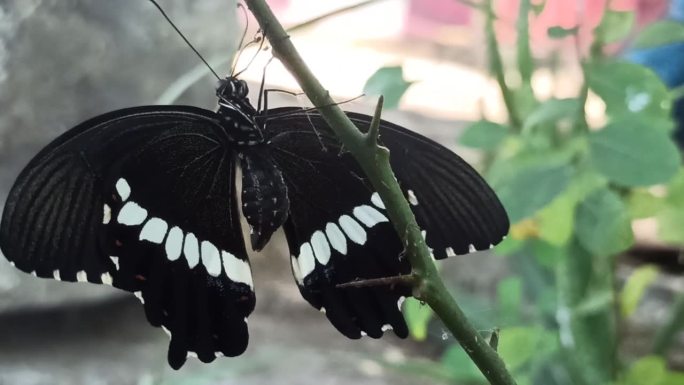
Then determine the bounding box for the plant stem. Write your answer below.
[243,1,517,384]
[516,0,532,87]
[483,0,522,130]
[652,291,684,355]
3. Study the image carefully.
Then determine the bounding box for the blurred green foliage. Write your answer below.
[372,2,684,385]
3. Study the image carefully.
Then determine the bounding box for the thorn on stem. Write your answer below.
[365,95,384,146]
[489,328,500,351]
[336,273,416,289]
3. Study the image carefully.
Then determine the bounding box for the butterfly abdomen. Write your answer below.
[239,147,289,251]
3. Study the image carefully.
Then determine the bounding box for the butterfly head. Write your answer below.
[217,77,250,105]
[216,77,264,145]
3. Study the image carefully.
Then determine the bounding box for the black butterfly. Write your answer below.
[0,76,508,369]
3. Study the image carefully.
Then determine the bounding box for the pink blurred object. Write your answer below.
[495,0,668,51]
[404,0,472,38]
[399,0,667,50]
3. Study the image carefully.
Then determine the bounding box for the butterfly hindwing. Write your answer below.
[265,112,412,339]
[261,107,508,338]
[0,106,255,368]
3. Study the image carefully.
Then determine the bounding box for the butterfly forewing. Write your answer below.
[344,111,510,259]
[0,106,255,369]
[265,108,509,258]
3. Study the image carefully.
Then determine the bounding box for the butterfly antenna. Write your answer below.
[233,32,265,78]
[148,0,221,81]
[231,3,250,76]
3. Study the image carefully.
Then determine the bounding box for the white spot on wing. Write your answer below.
[370,192,385,209]
[407,190,418,205]
[339,215,367,245]
[76,271,87,282]
[165,226,183,261]
[468,244,476,253]
[222,251,253,288]
[353,205,389,228]
[117,202,147,226]
[134,291,144,304]
[201,241,222,277]
[291,255,303,284]
[139,217,168,244]
[183,233,200,268]
[53,270,61,280]
[381,324,393,332]
[446,247,456,257]
[110,256,120,270]
[298,242,316,278]
[325,222,347,255]
[397,296,406,310]
[161,326,171,337]
[101,272,113,285]
[116,178,131,201]
[310,231,331,265]
[102,204,111,224]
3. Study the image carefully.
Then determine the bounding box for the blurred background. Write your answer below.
[1,0,684,384]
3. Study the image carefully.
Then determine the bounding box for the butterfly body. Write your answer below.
[0,76,509,369]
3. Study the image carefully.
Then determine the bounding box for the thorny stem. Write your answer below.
[243,1,517,385]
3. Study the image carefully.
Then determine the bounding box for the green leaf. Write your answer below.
[625,356,667,385]
[537,192,576,246]
[547,26,579,39]
[497,327,542,371]
[402,297,432,341]
[573,290,613,316]
[531,1,546,15]
[493,236,525,256]
[459,120,509,150]
[523,98,579,131]
[662,372,684,385]
[363,66,413,109]
[575,188,634,256]
[627,189,666,219]
[586,60,672,119]
[513,82,538,120]
[658,171,684,243]
[664,168,684,206]
[497,277,522,323]
[588,117,680,187]
[634,20,684,49]
[493,161,573,223]
[531,239,563,268]
[565,168,608,202]
[620,265,659,317]
[595,10,635,43]
[656,207,684,244]
[440,346,485,382]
